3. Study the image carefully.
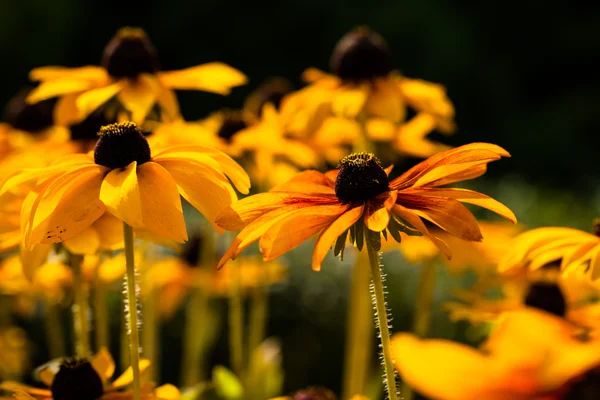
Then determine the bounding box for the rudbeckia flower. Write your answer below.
[0,348,179,399]
[27,27,247,124]
[216,143,516,270]
[498,225,600,279]
[282,27,455,154]
[392,309,600,400]
[0,327,30,380]
[0,121,250,246]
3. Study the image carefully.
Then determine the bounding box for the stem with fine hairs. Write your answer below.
[123,223,141,400]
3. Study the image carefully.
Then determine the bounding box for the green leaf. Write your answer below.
[334,229,348,258]
[366,228,381,251]
[213,366,244,400]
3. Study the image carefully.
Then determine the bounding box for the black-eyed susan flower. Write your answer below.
[216,143,516,270]
[498,223,600,279]
[392,309,600,400]
[0,348,180,399]
[0,327,30,381]
[27,27,247,125]
[0,121,249,245]
[282,27,455,155]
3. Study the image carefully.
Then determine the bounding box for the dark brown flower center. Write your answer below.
[292,388,337,400]
[50,358,104,400]
[217,114,247,143]
[563,368,600,400]
[334,152,389,203]
[94,122,151,169]
[3,87,55,133]
[524,281,566,317]
[248,78,292,113]
[182,234,204,267]
[102,27,160,79]
[330,28,393,81]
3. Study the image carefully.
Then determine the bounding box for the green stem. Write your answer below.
[123,223,141,400]
[71,254,90,357]
[181,288,210,387]
[44,300,66,359]
[246,284,268,398]
[93,260,109,352]
[367,246,398,400]
[142,290,158,382]
[342,251,374,399]
[229,261,244,378]
[402,259,437,400]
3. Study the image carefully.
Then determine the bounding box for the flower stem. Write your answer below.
[229,261,244,378]
[123,223,141,400]
[246,284,268,397]
[367,246,398,400]
[71,253,90,357]
[182,287,210,387]
[44,300,66,359]
[342,251,374,399]
[93,257,109,352]
[142,289,158,382]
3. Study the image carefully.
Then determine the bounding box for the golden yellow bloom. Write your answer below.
[0,122,249,246]
[282,27,455,156]
[216,143,515,270]
[498,225,600,280]
[27,27,246,124]
[0,348,179,399]
[0,327,30,380]
[393,309,600,400]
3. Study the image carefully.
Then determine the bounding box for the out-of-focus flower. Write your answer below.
[282,27,455,156]
[0,348,180,399]
[216,143,515,270]
[393,309,600,400]
[0,327,30,380]
[498,225,600,279]
[27,27,246,124]
[0,122,249,246]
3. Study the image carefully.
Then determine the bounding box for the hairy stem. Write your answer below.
[123,223,141,400]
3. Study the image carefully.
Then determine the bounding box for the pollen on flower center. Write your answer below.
[330,28,393,81]
[94,122,151,169]
[3,87,55,133]
[334,152,389,203]
[50,358,104,400]
[524,281,566,317]
[102,27,160,79]
[217,114,248,143]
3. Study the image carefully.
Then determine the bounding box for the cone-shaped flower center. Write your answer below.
[293,388,337,400]
[50,358,104,400]
[181,234,204,267]
[3,88,55,133]
[102,27,160,79]
[217,115,247,143]
[335,152,389,203]
[524,281,566,317]
[94,122,151,169]
[330,28,393,81]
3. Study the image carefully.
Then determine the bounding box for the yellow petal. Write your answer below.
[118,75,159,124]
[398,77,455,121]
[365,118,397,141]
[108,359,151,391]
[154,384,181,400]
[98,253,126,283]
[20,244,51,281]
[155,84,180,120]
[99,162,143,228]
[137,162,187,243]
[63,226,101,255]
[312,205,363,271]
[93,213,124,251]
[367,78,404,122]
[26,80,94,103]
[28,165,106,247]
[331,84,368,118]
[38,366,55,387]
[159,62,247,94]
[30,66,108,82]
[91,347,116,383]
[0,381,51,397]
[54,93,82,126]
[76,82,122,120]
[395,113,452,158]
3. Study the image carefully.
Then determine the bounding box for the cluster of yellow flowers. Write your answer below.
[0,26,598,400]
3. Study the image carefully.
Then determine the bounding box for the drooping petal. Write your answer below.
[312,205,364,271]
[259,204,347,261]
[365,118,396,141]
[154,384,181,400]
[54,93,82,126]
[93,213,124,251]
[76,82,122,120]
[155,84,180,120]
[331,84,369,118]
[159,62,247,94]
[99,162,143,228]
[137,162,187,243]
[392,204,451,259]
[28,165,107,247]
[91,347,116,383]
[364,192,397,232]
[118,75,159,123]
[26,80,95,103]
[395,113,452,158]
[366,78,405,122]
[63,226,101,255]
[106,359,151,391]
[29,66,109,82]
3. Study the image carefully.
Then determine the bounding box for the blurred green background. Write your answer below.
[2,0,600,397]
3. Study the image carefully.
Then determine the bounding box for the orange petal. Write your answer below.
[392,204,451,259]
[99,161,143,228]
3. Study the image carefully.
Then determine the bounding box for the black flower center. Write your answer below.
[563,369,600,400]
[330,28,393,81]
[181,234,204,267]
[334,152,389,203]
[217,115,247,143]
[94,122,151,169]
[3,87,55,133]
[50,358,104,400]
[102,27,160,79]
[292,388,337,400]
[524,281,566,317]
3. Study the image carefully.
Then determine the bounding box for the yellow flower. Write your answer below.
[0,122,249,247]
[0,327,30,380]
[386,221,522,272]
[499,224,600,280]
[393,309,600,400]
[216,143,515,270]
[27,27,246,125]
[282,27,455,156]
[0,348,180,399]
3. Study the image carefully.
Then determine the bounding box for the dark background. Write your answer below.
[2,0,600,397]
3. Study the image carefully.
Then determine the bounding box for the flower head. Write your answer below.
[216,143,516,270]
